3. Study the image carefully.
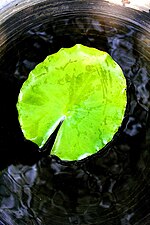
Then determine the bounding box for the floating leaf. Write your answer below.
[17,44,126,161]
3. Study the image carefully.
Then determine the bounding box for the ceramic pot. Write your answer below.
[0,1,150,225]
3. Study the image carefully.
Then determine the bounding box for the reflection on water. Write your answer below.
[0,146,150,225]
[0,6,150,225]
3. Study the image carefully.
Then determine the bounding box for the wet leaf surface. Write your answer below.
[17,44,126,161]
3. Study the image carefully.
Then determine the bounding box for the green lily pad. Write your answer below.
[17,44,126,161]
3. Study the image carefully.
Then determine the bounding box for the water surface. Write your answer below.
[0,8,150,225]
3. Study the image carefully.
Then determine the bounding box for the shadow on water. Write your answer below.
[0,0,150,224]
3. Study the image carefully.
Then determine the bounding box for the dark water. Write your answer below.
[0,12,150,225]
